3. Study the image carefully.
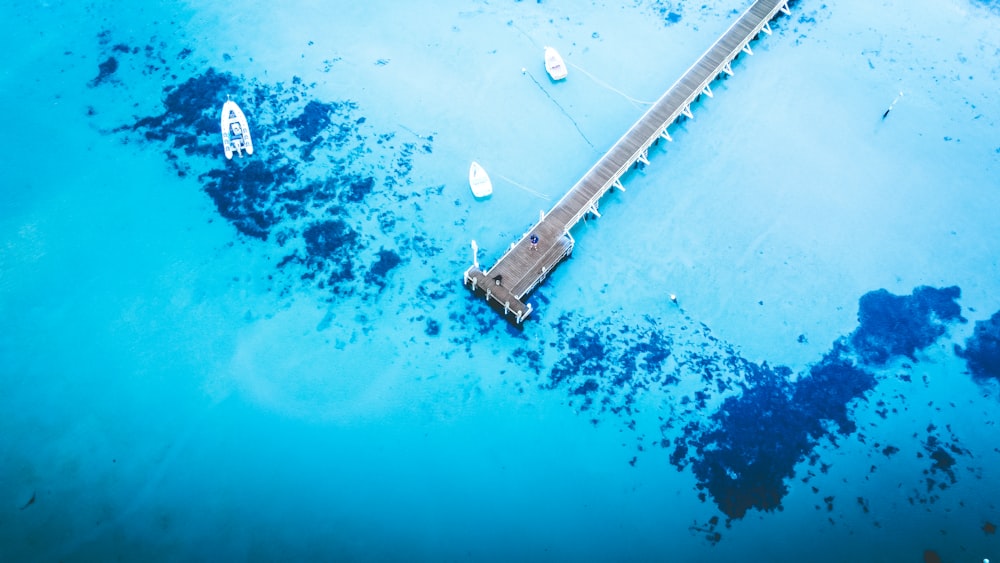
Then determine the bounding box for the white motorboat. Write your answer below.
[221,99,253,159]
[544,46,567,81]
[469,161,493,198]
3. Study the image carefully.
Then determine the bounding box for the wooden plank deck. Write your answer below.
[464,0,793,323]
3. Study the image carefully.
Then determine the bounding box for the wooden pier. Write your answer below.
[464,0,794,323]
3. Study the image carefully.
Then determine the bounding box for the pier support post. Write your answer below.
[682,105,694,119]
[702,84,714,98]
[742,43,753,56]
[722,62,734,77]
[762,21,772,35]
[780,2,791,15]
[613,178,626,191]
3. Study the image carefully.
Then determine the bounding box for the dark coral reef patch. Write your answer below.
[88,34,434,301]
[956,310,1000,382]
[530,286,965,526]
[679,286,962,520]
[849,285,964,364]
[683,344,876,520]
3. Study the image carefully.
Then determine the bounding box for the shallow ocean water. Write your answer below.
[1,0,999,561]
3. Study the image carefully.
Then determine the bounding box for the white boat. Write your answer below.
[469,161,493,198]
[544,46,567,81]
[221,99,253,159]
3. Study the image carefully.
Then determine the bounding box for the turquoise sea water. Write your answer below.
[2,0,999,561]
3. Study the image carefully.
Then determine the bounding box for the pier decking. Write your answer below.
[464,0,793,323]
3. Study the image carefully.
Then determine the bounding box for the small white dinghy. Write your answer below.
[469,161,493,198]
[544,46,567,81]
[221,99,253,159]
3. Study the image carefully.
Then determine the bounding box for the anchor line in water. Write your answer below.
[398,123,433,141]
[567,61,656,109]
[508,19,652,110]
[522,68,596,151]
[509,20,541,50]
[496,174,551,201]
[507,20,656,111]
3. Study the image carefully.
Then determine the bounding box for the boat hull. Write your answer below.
[544,47,567,81]
[221,100,254,159]
[469,161,493,198]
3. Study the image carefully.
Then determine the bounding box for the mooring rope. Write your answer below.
[567,61,656,109]
[497,173,551,201]
[521,67,596,151]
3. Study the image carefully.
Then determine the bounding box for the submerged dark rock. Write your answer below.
[793,342,876,436]
[956,310,1000,382]
[366,249,402,289]
[691,369,800,519]
[89,56,119,86]
[200,159,294,240]
[425,318,440,337]
[289,100,334,142]
[849,286,964,364]
[340,175,375,204]
[303,219,358,259]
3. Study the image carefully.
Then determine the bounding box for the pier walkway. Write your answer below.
[464,0,794,323]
